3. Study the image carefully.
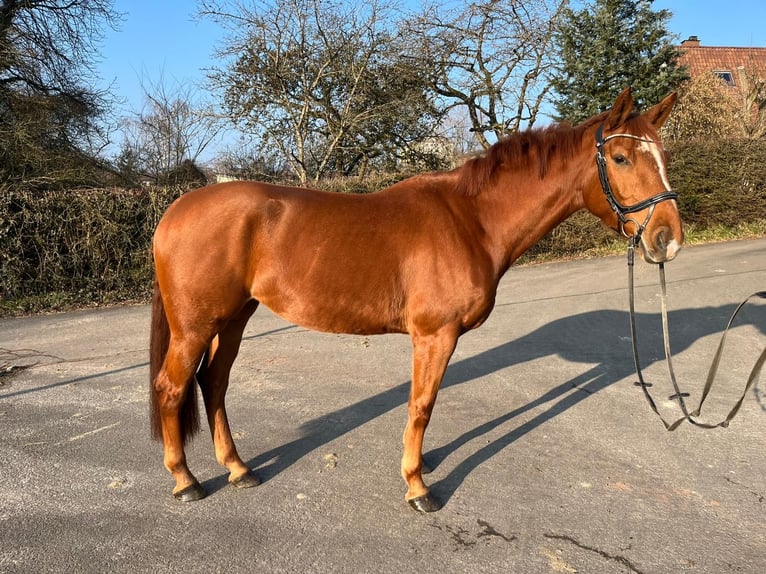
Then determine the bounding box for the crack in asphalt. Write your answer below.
[477,519,517,542]
[0,347,65,367]
[724,475,765,503]
[430,519,517,550]
[544,533,646,574]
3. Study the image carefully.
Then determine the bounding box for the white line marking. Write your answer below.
[64,422,121,443]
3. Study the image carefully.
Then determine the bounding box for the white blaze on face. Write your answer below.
[638,134,673,192]
[637,132,681,261]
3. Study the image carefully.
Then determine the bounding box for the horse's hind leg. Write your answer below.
[156,336,209,501]
[198,299,260,488]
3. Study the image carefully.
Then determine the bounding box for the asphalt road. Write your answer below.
[1,238,765,574]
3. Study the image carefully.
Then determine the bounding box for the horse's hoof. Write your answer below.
[407,493,441,513]
[230,469,260,489]
[173,481,206,502]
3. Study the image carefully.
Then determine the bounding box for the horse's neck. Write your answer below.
[475,161,588,274]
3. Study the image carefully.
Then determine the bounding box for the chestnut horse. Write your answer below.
[149,87,683,512]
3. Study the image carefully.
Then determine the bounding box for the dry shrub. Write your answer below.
[1,186,181,314]
[662,72,741,143]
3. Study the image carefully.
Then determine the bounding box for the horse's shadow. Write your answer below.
[203,301,765,505]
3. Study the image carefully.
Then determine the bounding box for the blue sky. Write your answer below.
[95,0,766,157]
[97,1,217,111]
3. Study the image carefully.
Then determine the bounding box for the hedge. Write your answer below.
[1,187,181,314]
[1,139,764,316]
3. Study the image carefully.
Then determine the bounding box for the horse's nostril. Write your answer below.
[655,227,669,251]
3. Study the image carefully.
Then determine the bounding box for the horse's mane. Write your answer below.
[456,114,608,197]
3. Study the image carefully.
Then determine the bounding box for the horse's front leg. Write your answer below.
[402,326,459,512]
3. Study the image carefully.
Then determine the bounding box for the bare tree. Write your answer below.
[405,0,567,149]
[200,0,442,183]
[734,65,766,140]
[0,0,120,185]
[119,74,224,184]
[439,107,483,158]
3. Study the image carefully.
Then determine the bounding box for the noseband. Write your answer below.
[595,124,678,243]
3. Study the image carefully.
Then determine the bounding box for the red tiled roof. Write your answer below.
[678,37,766,85]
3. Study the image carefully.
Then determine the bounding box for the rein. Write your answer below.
[595,123,766,429]
[626,239,766,430]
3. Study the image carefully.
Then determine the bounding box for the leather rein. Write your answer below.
[626,240,766,430]
[596,124,766,430]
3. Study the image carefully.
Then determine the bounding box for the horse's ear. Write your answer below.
[605,87,635,129]
[644,92,678,129]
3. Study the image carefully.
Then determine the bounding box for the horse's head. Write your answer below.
[583,87,683,264]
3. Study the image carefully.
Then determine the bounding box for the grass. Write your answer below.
[518,219,766,266]
[682,220,766,245]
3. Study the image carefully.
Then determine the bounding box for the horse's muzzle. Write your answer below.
[640,226,682,263]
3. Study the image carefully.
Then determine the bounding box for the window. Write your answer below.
[713,70,735,86]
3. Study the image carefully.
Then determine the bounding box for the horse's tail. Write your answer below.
[149,278,200,443]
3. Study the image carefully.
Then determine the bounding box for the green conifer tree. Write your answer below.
[551,0,687,123]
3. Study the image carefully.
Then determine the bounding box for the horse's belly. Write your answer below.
[259,295,405,336]
[252,273,406,336]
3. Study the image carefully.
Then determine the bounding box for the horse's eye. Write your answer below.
[613,154,629,165]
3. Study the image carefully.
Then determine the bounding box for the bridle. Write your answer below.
[595,124,678,243]
[594,124,766,430]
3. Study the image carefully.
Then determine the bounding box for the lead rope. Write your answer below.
[627,237,766,430]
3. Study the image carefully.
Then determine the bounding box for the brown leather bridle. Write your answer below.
[595,123,678,243]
